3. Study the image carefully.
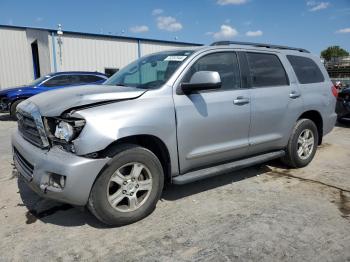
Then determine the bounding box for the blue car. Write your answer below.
[0,71,107,118]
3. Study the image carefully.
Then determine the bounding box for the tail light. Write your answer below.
[331,85,338,98]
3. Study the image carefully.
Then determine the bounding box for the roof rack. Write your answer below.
[210,41,310,53]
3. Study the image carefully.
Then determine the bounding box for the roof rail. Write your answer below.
[210,41,310,53]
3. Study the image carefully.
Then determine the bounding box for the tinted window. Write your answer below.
[287,55,324,84]
[43,75,77,87]
[105,68,119,77]
[246,53,289,87]
[183,52,241,90]
[78,75,105,83]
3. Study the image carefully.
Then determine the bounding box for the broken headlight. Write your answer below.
[54,120,85,142]
[44,117,86,151]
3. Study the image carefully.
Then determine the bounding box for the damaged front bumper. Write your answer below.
[12,129,110,206]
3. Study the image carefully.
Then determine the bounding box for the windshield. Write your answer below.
[105,50,194,89]
[29,75,51,86]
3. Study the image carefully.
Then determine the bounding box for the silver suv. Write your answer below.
[12,41,337,226]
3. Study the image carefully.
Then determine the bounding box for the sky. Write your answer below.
[1,0,349,55]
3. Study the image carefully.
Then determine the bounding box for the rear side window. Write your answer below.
[246,52,289,87]
[287,55,324,84]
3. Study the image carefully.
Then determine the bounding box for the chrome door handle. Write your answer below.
[289,91,301,99]
[233,96,250,105]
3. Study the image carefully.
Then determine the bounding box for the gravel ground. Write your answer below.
[0,113,349,261]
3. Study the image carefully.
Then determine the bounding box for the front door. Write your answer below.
[173,51,251,174]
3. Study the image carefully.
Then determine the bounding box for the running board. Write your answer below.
[172,150,285,185]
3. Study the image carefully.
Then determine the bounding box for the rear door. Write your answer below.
[173,51,251,174]
[286,55,335,135]
[246,52,304,155]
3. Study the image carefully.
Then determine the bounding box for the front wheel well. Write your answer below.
[9,98,28,118]
[298,110,323,145]
[9,97,28,106]
[100,135,171,183]
[9,97,29,111]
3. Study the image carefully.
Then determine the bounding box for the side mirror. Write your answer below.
[181,71,221,94]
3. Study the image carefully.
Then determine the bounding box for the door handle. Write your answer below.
[289,91,301,99]
[233,96,250,105]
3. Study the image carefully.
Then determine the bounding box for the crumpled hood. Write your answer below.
[26,84,147,116]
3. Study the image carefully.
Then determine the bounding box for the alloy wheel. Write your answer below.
[107,162,153,212]
[297,129,315,160]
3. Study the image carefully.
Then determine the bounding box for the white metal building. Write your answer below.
[0,25,201,89]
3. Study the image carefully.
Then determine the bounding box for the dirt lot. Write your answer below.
[0,113,349,261]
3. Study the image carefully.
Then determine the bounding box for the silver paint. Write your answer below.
[12,45,337,206]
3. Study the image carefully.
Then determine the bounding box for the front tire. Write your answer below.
[282,119,318,168]
[88,144,164,226]
[10,99,25,120]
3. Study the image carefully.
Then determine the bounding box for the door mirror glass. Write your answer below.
[181,71,221,94]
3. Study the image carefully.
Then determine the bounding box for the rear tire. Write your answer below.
[282,119,318,168]
[10,99,25,120]
[88,144,164,226]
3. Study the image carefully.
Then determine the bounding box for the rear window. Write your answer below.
[246,52,289,87]
[287,55,324,84]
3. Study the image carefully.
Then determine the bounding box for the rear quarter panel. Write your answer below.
[297,55,336,135]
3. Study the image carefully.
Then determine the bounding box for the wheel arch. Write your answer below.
[9,97,29,117]
[298,110,323,145]
[99,134,172,183]
[9,97,29,109]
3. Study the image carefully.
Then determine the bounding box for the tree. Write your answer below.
[321,46,349,61]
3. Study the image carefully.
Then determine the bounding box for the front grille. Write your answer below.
[13,147,34,180]
[17,112,44,148]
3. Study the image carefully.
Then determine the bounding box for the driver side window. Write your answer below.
[183,52,241,90]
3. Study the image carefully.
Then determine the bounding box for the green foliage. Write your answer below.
[321,46,349,61]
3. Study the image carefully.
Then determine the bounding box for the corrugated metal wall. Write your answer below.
[50,34,193,73]
[0,28,33,89]
[50,34,139,73]
[0,26,198,89]
[140,41,188,56]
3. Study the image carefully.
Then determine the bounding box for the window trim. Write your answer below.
[176,50,243,94]
[245,51,290,88]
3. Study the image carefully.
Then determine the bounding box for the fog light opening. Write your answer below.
[48,173,66,189]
